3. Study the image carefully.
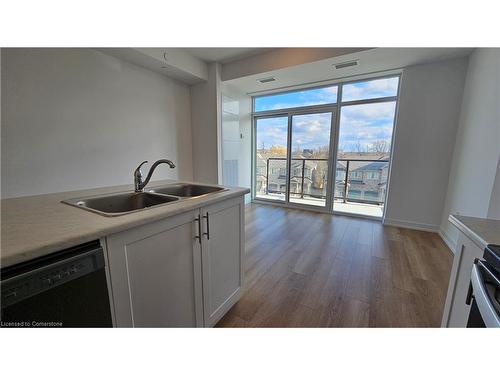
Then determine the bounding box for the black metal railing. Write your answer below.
[259,157,389,205]
[335,158,389,205]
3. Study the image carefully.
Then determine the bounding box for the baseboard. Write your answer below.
[438,229,457,255]
[383,218,440,233]
[383,218,457,254]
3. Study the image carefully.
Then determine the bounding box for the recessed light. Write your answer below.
[333,60,359,69]
[257,77,277,84]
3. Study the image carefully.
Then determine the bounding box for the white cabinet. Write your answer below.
[106,210,204,327]
[105,196,245,327]
[441,231,484,327]
[200,197,244,327]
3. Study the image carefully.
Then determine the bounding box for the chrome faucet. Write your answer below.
[134,159,176,192]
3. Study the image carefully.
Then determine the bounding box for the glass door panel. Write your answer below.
[333,101,397,218]
[289,112,333,207]
[255,116,289,202]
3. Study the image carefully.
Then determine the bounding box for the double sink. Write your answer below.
[63,183,226,217]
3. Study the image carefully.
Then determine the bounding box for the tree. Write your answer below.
[354,141,365,153]
[269,145,287,156]
[369,140,390,154]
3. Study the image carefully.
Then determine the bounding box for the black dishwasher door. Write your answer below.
[1,241,113,328]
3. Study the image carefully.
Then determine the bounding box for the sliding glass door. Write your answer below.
[255,116,289,202]
[289,112,333,208]
[254,110,335,210]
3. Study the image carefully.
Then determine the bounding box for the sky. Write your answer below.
[292,113,331,152]
[341,76,399,102]
[338,101,396,152]
[256,116,288,149]
[254,76,398,112]
[255,86,338,112]
[255,77,398,153]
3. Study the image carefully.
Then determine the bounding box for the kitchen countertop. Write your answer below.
[1,180,249,268]
[449,214,500,249]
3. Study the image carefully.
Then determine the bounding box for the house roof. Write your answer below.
[337,152,389,161]
[353,162,389,171]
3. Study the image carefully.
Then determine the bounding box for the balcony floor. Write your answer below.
[289,195,325,207]
[334,200,384,218]
[255,193,384,218]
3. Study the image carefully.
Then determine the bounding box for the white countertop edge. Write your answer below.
[1,181,250,268]
[448,214,499,249]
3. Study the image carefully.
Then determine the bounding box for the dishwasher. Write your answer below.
[1,240,113,327]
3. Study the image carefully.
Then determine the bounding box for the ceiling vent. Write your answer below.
[257,76,277,84]
[333,60,359,69]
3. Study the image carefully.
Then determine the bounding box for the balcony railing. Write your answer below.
[258,157,389,205]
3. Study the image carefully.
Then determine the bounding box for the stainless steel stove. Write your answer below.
[466,244,500,328]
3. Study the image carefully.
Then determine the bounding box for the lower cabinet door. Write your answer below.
[106,210,203,327]
[201,196,244,327]
[442,232,484,327]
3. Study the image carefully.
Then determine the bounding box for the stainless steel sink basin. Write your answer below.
[63,183,226,217]
[63,191,179,217]
[148,183,226,197]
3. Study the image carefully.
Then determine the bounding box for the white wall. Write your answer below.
[190,62,221,184]
[99,48,208,84]
[220,82,252,202]
[488,158,500,220]
[1,48,193,198]
[384,57,468,230]
[440,48,500,247]
[238,95,252,196]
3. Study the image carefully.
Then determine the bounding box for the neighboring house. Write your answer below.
[343,161,389,204]
[259,156,326,198]
[256,150,389,205]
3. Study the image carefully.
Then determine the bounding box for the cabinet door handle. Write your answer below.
[194,214,202,244]
[203,213,210,240]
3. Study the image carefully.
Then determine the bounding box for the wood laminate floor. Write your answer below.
[217,203,453,328]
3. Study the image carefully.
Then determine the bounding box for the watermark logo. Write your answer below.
[1,320,63,327]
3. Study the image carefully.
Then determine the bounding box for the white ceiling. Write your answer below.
[183,48,274,63]
[99,48,276,84]
[99,47,474,89]
[224,48,475,94]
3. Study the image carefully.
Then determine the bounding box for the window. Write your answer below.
[350,171,363,179]
[348,190,362,199]
[338,102,397,154]
[364,191,379,200]
[254,85,338,112]
[253,74,399,218]
[341,76,399,102]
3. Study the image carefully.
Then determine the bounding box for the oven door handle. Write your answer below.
[466,280,474,306]
[470,261,500,327]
